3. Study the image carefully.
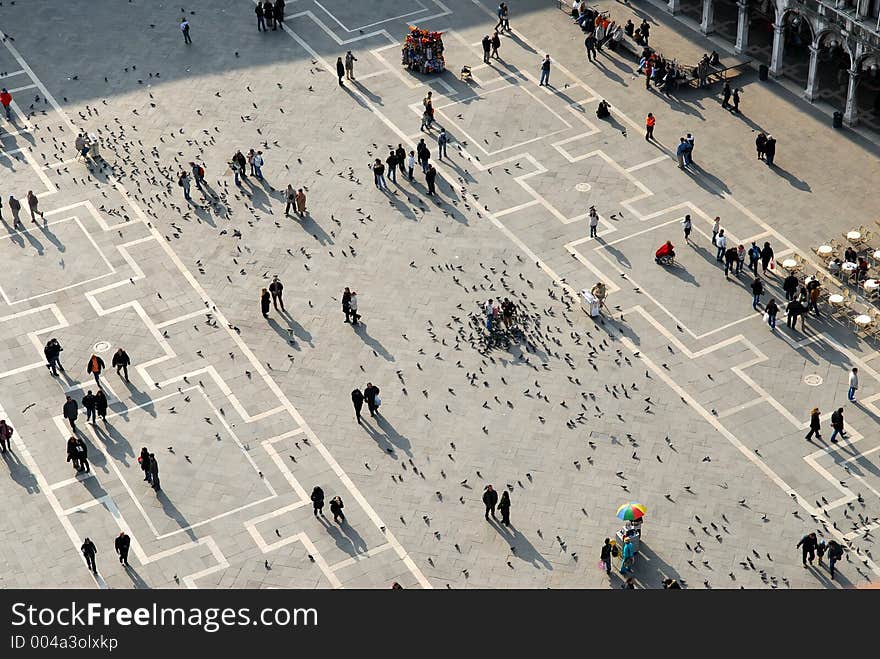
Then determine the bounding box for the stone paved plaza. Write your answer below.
[1,0,879,589]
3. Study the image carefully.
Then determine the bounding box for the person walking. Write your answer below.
[786,298,805,330]
[417,139,430,173]
[685,133,695,164]
[827,540,843,579]
[425,164,437,196]
[482,35,491,64]
[67,436,81,471]
[585,33,597,62]
[681,213,692,243]
[764,135,776,166]
[805,407,822,441]
[711,216,721,246]
[747,242,761,276]
[82,390,97,424]
[330,496,345,523]
[336,57,345,86]
[342,287,352,322]
[482,484,499,520]
[364,382,380,417]
[180,17,192,44]
[760,241,774,274]
[112,347,130,382]
[676,138,689,169]
[721,81,731,109]
[311,486,325,517]
[0,87,11,119]
[9,194,22,229]
[830,407,846,443]
[797,532,818,567]
[0,419,13,453]
[539,55,551,86]
[645,112,655,141]
[437,128,448,160]
[500,2,510,30]
[589,206,600,238]
[491,31,501,59]
[115,532,131,567]
[765,298,778,330]
[807,284,821,317]
[45,338,64,375]
[27,190,44,222]
[263,1,275,30]
[252,151,264,179]
[255,1,266,31]
[848,367,859,402]
[344,50,357,80]
[351,388,364,423]
[178,170,191,201]
[732,87,741,112]
[149,453,160,490]
[81,538,98,573]
[372,159,387,190]
[76,437,90,473]
[139,447,152,483]
[260,288,271,318]
[715,229,726,262]
[190,161,205,193]
[498,490,511,526]
[495,2,506,31]
[600,538,614,575]
[395,144,406,177]
[87,353,105,387]
[273,0,284,27]
[63,396,79,432]
[750,276,764,310]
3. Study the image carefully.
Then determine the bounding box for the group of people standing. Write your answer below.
[350,383,380,422]
[138,447,161,491]
[373,134,440,196]
[254,0,285,31]
[310,486,346,523]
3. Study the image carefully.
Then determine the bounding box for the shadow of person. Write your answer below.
[489,520,552,570]
[92,421,135,466]
[359,418,400,458]
[324,522,357,557]
[507,31,537,54]
[0,216,25,246]
[341,83,371,110]
[156,489,197,542]
[340,520,368,553]
[267,316,313,349]
[352,322,395,362]
[122,379,156,418]
[769,162,811,191]
[22,227,45,255]
[124,565,151,589]
[637,541,687,587]
[373,415,412,457]
[683,161,731,196]
[1,449,40,493]
[349,80,383,107]
[36,221,66,252]
[297,211,334,245]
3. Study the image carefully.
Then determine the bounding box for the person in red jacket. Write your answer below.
[0,88,11,120]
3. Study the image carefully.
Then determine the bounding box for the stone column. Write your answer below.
[734,0,749,54]
[843,68,860,125]
[667,0,681,15]
[769,22,785,76]
[701,0,716,34]
[803,45,819,101]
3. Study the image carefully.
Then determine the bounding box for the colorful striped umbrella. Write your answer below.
[616,502,647,520]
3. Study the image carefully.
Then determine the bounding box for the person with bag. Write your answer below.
[0,419,13,453]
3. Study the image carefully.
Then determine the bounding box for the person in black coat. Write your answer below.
[112,347,130,381]
[342,287,352,322]
[260,288,271,318]
[149,453,160,490]
[827,540,844,579]
[330,496,345,523]
[255,1,265,31]
[797,532,818,566]
[63,395,79,431]
[67,436,81,471]
[139,447,152,483]
[764,135,776,166]
[498,490,511,525]
[76,438,90,473]
[351,388,364,422]
[482,484,498,520]
[81,537,98,573]
[425,164,437,196]
[600,538,613,574]
[805,407,821,441]
[364,383,380,417]
[94,389,108,422]
[115,532,131,567]
[750,277,764,310]
[336,57,345,85]
[87,353,105,386]
[782,274,799,301]
[44,338,64,375]
[274,0,285,25]
[82,390,97,424]
[311,486,325,517]
[760,242,774,273]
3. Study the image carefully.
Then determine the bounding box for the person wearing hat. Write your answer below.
[620,536,635,573]
[269,276,285,312]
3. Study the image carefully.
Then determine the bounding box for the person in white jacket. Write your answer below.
[848,367,859,402]
[349,292,360,325]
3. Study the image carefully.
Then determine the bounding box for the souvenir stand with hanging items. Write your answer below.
[402,26,446,74]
